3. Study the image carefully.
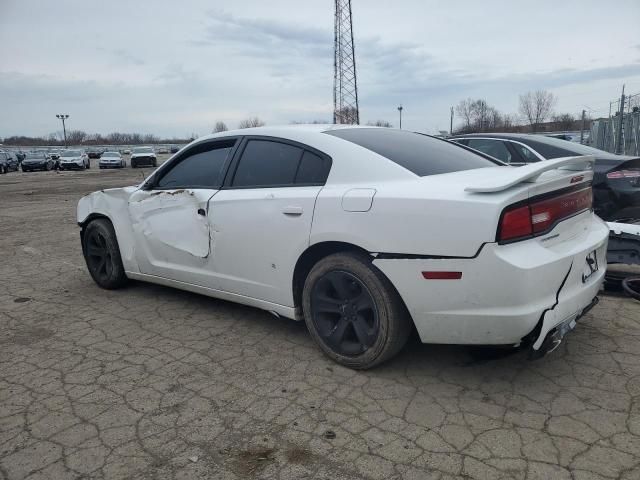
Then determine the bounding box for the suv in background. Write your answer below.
[0,150,20,173]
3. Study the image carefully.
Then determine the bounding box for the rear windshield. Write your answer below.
[517,136,614,159]
[324,128,498,176]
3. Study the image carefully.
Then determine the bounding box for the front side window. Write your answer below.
[232,140,303,187]
[467,139,512,163]
[155,140,234,189]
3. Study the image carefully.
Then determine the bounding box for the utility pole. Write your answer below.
[397,105,403,129]
[56,114,69,148]
[580,109,586,144]
[449,106,454,135]
[616,85,625,154]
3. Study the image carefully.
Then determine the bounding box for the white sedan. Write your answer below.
[77,126,608,368]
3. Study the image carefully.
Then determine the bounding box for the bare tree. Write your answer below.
[238,117,265,129]
[212,121,228,133]
[66,130,87,145]
[455,99,474,132]
[334,106,358,125]
[366,120,393,127]
[551,113,575,131]
[519,90,556,132]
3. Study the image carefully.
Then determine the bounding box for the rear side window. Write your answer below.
[295,151,331,184]
[233,140,302,187]
[156,140,234,189]
[325,128,497,176]
[467,139,512,163]
[231,139,332,188]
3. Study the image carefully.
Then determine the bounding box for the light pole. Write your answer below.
[397,105,403,129]
[56,114,69,148]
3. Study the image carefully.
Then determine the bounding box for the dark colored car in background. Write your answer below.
[0,150,20,173]
[87,148,103,159]
[450,133,640,222]
[21,151,55,172]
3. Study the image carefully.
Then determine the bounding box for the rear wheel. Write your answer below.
[1,165,6,174]
[302,252,412,369]
[82,219,127,289]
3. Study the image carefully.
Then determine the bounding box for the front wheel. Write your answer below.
[302,252,412,369]
[82,219,127,289]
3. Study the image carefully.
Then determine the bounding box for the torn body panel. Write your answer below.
[129,189,211,258]
[127,188,218,283]
[77,186,140,273]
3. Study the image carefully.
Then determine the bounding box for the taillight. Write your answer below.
[606,169,640,179]
[498,186,592,243]
[498,205,532,242]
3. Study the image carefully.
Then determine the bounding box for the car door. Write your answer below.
[208,137,331,307]
[128,138,237,285]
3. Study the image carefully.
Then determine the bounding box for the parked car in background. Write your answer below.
[99,151,126,169]
[123,149,131,155]
[450,133,640,221]
[48,149,61,160]
[0,150,20,173]
[170,146,180,154]
[130,146,157,168]
[157,146,169,154]
[21,151,54,172]
[59,149,90,170]
[77,126,607,368]
[87,148,102,159]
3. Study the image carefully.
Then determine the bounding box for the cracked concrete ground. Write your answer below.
[1,164,640,480]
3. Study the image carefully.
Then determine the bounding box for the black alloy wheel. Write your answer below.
[310,270,379,356]
[82,219,127,289]
[302,252,412,369]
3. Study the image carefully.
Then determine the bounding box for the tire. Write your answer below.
[45,162,51,171]
[131,161,136,169]
[302,251,412,369]
[82,219,127,289]
[1,165,6,174]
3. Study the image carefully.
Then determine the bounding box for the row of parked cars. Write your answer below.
[0,147,162,173]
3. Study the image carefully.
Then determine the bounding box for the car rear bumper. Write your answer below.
[99,162,123,168]
[60,163,84,170]
[372,212,609,349]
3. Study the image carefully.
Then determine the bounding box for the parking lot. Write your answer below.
[1,163,639,480]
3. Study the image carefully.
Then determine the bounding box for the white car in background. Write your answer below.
[130,146,157,168]
[59,149,90,170]
[77,126,607,368]
[99,151,126,169]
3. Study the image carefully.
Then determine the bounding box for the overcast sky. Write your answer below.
[1,0,639,138]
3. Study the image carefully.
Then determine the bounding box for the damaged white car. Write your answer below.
[77,126,608,368]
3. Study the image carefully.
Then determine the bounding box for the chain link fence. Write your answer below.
[590,92,640,156]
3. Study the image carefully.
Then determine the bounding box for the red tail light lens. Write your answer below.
[606,169,640,179]
[529,187,592,234]
[498,186,592,243]
[498,205,532,242]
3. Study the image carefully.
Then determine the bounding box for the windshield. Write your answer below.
[25,152,45,159]
[132,147,153,154]
[102,152,119,157]
[61,150,81,157]
[325,128,499,176]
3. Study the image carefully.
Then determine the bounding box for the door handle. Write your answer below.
[282,206,303,216]
[197,208,206,216]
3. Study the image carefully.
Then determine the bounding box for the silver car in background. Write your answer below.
[99,151,126,169]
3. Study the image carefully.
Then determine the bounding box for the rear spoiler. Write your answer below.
[465,155,595,193]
